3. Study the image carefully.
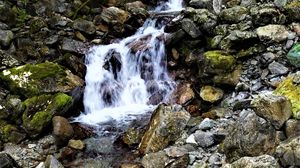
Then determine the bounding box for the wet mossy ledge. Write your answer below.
[0,62,84,98]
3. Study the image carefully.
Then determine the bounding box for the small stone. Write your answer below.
[200,85,224,103]
[91,39,102,44]
[268,61,289,75]
[165,146,189,157]
[193,131,215,148]
[52,116,74,146]
[186,134,197,145]
[287,43,300,67]
[28,144,37,149]
[75,31,86,42]
[198,118,216,130]
[0,30,13,47]
[68,139,85,150]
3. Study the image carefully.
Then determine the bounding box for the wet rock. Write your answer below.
[0,153,21,168]
[274,72,300,118]
[138,104,190,154]
[181,18,202,38]
[287,43,300,67]
[100,7,130,25]
[268,61,288,75]
[176,83,195,105]
[0,30,13,47]
[223,155,280,168]
[200,85,224,103]
[186,7,217,32]
[219,6,249,23]
[22,93,73,137]
[68,139,85,150]
[73,19,96,35]
[251,93,292,129]
[122,127,144,146]
[256,25,288,42]
[44,155,64,168]
[0,62,84,97]
[222,110,277,162]
[285,119,300,138]
[61,38,87,54]
[52,116,74,146]
[275,136,300,166]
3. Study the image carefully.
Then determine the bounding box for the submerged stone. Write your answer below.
[0,62,84,97]
[287,43,300,67]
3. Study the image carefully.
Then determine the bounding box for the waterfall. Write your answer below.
[75,0,183,127]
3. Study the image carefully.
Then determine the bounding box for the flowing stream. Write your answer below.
[75,0,183,130]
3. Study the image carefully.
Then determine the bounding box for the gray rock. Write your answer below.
[45,35,59,45]
[222,110,277,162]
[73,19,96,35]
[268,61,289,75]
[44,155,64,168]
[0,30,13,47]
[138,104,190,154]
[181,18,202,38]
[198,118,216,130]
[220,30,257,51]
[194,131,215,148]
[275,136,300,166]
[250,5,285,26]
[285,119,300,138]
[251,93,292,129]
[61,38,87,54]
[186,7,217,31]
[219,6,249,23]
[223,155,280,168]
[0,153,21,168]
[256,25,288,42]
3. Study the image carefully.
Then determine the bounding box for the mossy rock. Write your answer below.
[284,1,300,21]
[274,73,300,118]
[22,93,73,137]
[0,62,84,98]
[202,50,236,74]
[30,17,47,34]
[287,43,300,67]
[0,120,26,143]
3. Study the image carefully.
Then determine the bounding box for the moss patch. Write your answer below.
[203,50,236,71]
[274,74,300,118]
[22,93,73,137]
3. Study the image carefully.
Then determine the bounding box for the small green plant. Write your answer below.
[12,6,31,28]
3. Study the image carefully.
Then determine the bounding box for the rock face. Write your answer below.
[0,62,84,97]
[52,116,74,146]
[222,110,277,162]
[223,155,280,168]
[274,72,300,118]
[199,85,224,103]
[287,43,300,67]
[275,136,300,166]
[138,104,191,154]
[0,153,21,168]
[251,93,292,129]
[22,93,73,137]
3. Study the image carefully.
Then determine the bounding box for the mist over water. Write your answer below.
[75,0,183,127]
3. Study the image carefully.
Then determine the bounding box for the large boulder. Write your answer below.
[138,104,191,154]
[275,135,300,166]
[251,93,292,129]
[274,72,300,118]
[22,93,73,137]
[223,155,280,168]
[221,110,277,162]
[0,62,84,97]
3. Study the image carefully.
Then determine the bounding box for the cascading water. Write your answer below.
[75,0,183,128]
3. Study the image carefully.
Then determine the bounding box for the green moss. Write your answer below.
[22,111,52,136]
[274,76,300,118]
[47,93,73,114]
[203,50,236,70]
[1,124,17,141]
[0,62,67,97]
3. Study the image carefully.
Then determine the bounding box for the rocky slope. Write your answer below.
[1,0,300,167]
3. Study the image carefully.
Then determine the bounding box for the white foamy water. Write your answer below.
[75,0,183,126]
